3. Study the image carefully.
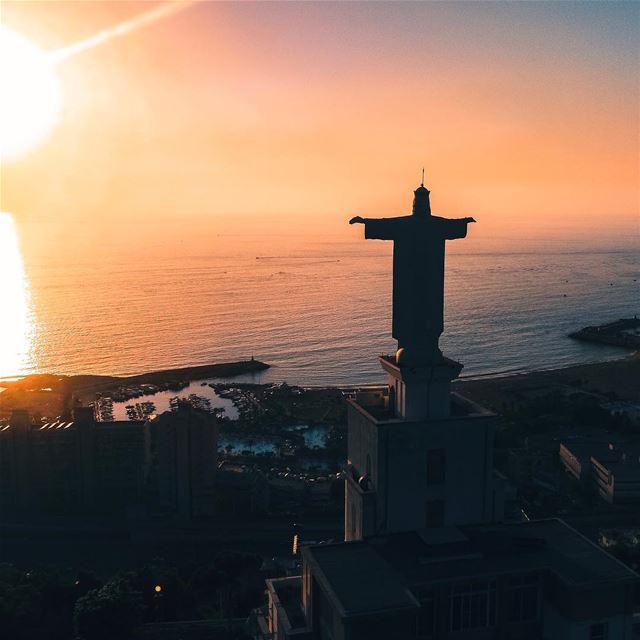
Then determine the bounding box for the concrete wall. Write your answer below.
[344,610,416,640]
[543,605,633,640]
[347,401,496,536]
[145,407,217,518]
[344,473,376,541]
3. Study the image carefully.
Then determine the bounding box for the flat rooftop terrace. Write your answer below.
[303,519,638,618]
[350,389,493,422]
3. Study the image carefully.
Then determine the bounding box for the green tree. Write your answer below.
[74,577,144,640]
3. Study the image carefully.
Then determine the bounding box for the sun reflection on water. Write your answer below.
[0,212,34,378]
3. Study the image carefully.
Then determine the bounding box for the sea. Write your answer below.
[4,225,639,386]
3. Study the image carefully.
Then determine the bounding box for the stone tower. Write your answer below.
[345,182,502,541]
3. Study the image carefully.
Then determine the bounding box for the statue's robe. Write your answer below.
[362,215,471,355]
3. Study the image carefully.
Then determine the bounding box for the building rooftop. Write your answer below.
[349,390,492,423]
[303,519,637,618]
[306,542,419,617]
[562,441,621,465]
[269,576,308,630]
[596,456,640,478]
[562,436,640,474]
[0,418,145,434]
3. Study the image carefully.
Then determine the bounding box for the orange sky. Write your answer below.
[1,1,638,256]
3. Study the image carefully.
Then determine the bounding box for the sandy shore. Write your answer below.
[454,352,640,410]
[2,353,638,418]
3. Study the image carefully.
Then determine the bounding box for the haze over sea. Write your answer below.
[8,222,639,386]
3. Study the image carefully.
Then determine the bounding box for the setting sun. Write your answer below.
[0,25,61,160]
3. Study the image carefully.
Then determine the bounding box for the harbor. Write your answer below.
[99,380,239,421]
[91,377,341,476]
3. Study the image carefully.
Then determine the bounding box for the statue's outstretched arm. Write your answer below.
[442,216,477,240]
[350,216,401,240]
[349,216,403,224]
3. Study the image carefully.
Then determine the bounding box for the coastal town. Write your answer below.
[1,320,639,546]
[2,315,639,640]
[2,0,639,636]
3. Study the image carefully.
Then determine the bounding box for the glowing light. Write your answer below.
[0,213,34,378]
[0,26,61,160]
[154,585,162,593]
[0,3,196,159]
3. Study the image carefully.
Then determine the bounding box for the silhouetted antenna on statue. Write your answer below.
[421,167,425,187]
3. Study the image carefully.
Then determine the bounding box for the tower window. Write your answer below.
[426,449,446,485]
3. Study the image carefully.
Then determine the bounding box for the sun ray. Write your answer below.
[49,0,197,64]
[0,2,196,159]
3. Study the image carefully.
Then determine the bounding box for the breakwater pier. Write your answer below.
[569,317,640,349]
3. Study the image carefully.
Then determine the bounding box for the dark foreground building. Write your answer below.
[0,407,144,513]
[144,401,218,518]
[264,520,635,639]
[0,402,219,518]
[253,183,639,639]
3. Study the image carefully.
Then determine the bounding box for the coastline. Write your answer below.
[69,358,270,392]
[0,360,269,416]
[454,351,640,409]
[2,352,638,395]
[2,352,638,417]
[457,349,637,382]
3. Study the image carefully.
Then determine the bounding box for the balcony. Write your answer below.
[264,576,312,640]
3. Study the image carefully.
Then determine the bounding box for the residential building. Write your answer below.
[273,519,635,640]
[144,401,218,519]
[591,449,640,504]
[560,437,640,504]
[0,407,144,513]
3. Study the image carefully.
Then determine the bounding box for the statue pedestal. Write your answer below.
[379,355,463,420]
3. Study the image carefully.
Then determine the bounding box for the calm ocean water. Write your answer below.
[10,230,638,386]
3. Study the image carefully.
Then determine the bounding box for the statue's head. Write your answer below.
[412,184,431,216]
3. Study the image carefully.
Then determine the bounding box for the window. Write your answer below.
[506,574,539,622]
[350,505,356,537]
[426,449,446,485]
[425,499,444,527]
[590,623,608,640]
[449,580,496,632]
[414,593,435,639]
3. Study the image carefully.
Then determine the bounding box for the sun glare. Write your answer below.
[0,213,34,378]
[0,26,61,160]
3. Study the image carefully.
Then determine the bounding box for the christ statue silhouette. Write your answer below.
[350,180,475,366]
